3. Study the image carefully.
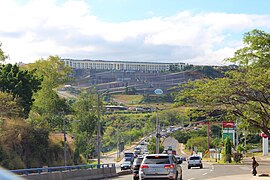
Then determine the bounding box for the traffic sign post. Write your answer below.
[259,132,269,156]
[222,122,235,145]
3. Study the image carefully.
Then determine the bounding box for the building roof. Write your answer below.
[62,58,185,65]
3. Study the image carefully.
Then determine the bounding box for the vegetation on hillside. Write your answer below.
[174,29,270,162]
[175,29,270,137]
[0,28,269,168]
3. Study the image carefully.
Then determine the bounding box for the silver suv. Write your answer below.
[187,155,203,169]
[139,154,182,180]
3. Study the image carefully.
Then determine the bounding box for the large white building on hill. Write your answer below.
[62,59,186,72]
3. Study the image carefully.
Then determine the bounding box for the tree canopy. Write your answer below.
[0,42,7,63]
[175,29,270,137]
[27,56,72,129]
[24,56,72,88]
[0,64,42,117]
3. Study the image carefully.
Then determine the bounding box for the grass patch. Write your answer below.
[112,95,143,104]
[115,154,124,162]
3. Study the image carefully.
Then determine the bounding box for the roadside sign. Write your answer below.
[222,122,234,128]
[154,89,163,95]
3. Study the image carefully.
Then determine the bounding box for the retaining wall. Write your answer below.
[22,167,117,180]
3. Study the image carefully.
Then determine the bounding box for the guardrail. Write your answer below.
[10,163,117,180]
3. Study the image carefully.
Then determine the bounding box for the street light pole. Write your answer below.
[63,116,67,166]
[116,124,120,159]
[153,88,163,154]
[156,108,159,154]
[97,93,101,165]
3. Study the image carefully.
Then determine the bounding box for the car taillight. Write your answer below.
[164,164,174,169]
[140,164,149,169]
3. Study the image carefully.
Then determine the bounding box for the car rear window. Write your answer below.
[144,156,170,164]
[125,153,134,157]
[189,156,200,160]
[134,158,143,164]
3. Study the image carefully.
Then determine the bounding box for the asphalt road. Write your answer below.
[107,161,257,180]
[101,136,267,180]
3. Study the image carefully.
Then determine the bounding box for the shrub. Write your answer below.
[233,152,243,163]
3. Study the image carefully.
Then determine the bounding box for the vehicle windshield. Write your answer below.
[190,156,201,160]
[124,153,134,157]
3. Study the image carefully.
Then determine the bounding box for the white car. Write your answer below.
[139,154,182,180]
[187,156,203,169]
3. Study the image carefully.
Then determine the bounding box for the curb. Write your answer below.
[117,170,132,176]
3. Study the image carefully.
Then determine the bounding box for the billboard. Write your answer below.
[222,122,235,145]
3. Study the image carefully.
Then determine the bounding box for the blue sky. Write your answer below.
[88,0,270,22]
[1,0,270,65]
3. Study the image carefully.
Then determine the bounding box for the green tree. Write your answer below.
[24,56,72,88]
[0,92,23,118]
[228,29,270,68]
[0,42,7,63]
[172,130,190,144]
[147,137,164,154]
[175,29,270,137]
[0,64,42,117]
[223,137,232,163]
[186,137,208,153]
[28,90,70,130]
[27,56,72,129]
[71,91,99,156]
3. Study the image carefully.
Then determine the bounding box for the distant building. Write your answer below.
[62,59,186,72]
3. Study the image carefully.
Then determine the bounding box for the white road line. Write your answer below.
[188,178,195,180]
[240,166,250,170]
[203,172,208,176]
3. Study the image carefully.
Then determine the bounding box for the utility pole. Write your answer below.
[235,120,238,147]
[156,108,159,154]
[116,124,120,159]
[207,122,210,156]
[97,93,101,165]
[154,88,163,154]
[244,130,247,157]
[63,116,67,166]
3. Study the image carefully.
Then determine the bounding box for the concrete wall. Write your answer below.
[22,167,117,180]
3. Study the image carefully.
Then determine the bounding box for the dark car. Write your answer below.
[124,152,135,163]
[121,161,132,171]
[132,156,144,180]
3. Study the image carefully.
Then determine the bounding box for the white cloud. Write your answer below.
[0,0,270,65]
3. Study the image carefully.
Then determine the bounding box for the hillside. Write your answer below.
[70,66,226,94]
[0,118,84,169]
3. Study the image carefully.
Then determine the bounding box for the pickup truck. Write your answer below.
[187,156,203,169]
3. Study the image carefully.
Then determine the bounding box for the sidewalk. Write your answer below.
[242,155,270,177]
[208,174,270,180]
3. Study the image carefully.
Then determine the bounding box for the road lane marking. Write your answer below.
[203,172,208,175]
[188,178,195,180]
[240,166,250,170]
